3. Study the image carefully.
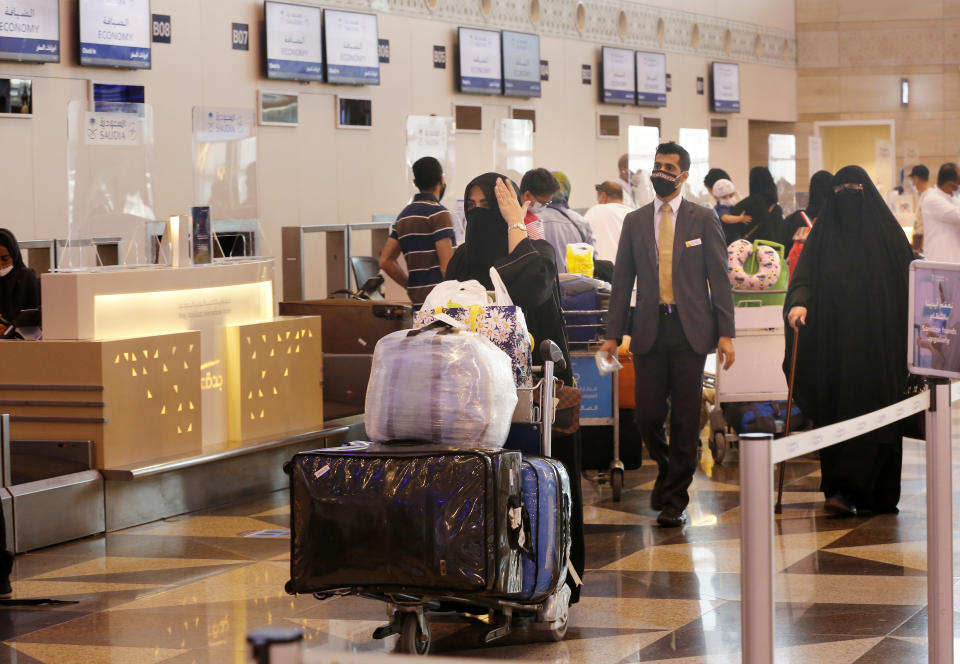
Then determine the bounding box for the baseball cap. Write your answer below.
[712,178,736,198]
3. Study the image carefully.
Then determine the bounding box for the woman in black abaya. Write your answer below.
[781,170,834,256]
[729,166,784,244]
[784,166,913,515]
[445,173,585,604]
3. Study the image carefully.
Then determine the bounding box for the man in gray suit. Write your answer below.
[601,141,736,527]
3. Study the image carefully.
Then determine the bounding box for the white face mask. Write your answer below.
[529,202,546,214]
[0,265,13,277]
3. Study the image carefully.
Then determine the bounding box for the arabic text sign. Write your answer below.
[636,51,666,106]
[79,0,151,69]
[502,30,540,97]
[0,0,58,62]
[84,112,141,146]
[193,107,255,143]
[712,62,740,112]
[909,260,960,379]
[572,356,613,420]
[602,47,635,104]
[459,27,501,93]
[324,9,379,85]
[265,0,322,81]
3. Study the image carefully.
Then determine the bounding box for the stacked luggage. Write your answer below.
[285,320,573,655]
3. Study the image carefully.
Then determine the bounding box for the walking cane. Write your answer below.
[775,327,800,515]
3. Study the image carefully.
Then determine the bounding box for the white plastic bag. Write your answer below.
[488,267,513,306]
[364,327,518,448]
[421,279,490,311]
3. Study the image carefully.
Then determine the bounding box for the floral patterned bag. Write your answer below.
[413,304,533,386]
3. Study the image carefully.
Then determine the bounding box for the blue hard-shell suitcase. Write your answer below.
[512,456,571,603]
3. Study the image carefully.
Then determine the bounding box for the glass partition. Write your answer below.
[62,100,156,270]
[678,127,710,205]
[405,115,456,199]
[769,133,797,214]
[192,107,266,260]
[493,118,534,183]
[628,125,659,207]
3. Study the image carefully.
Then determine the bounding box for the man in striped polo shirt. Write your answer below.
[379,157,456,308]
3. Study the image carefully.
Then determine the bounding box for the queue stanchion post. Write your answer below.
[925,377,953,664]
[739,432,775,664]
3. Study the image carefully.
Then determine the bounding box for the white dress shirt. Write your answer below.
[653,195,683,251]
[584,202,632,261]
[920,187,960,262]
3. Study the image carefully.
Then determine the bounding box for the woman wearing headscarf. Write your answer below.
[0,229,39,334]
[445,172,585,604]
[784,166,913,515]
[728,166,784,244]
[781,170,833,259]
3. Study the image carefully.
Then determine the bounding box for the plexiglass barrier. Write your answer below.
[628,125,659,208]
[769,134,797,215]
[494,118,534,183]
[678,127,711,206]
[405,115,456,199]
[63,100,156,270]
[192,107,266,260]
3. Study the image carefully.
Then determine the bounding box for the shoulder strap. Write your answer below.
[548,204,587,243]
[799,211,813,228]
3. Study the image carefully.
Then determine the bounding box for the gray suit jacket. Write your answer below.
[606,197,735,355]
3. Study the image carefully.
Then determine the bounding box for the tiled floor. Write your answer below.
[1,411,958,663]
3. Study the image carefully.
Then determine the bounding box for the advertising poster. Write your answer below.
[910,261,960,379]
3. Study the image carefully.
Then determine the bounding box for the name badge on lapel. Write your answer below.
[685,238,702,247]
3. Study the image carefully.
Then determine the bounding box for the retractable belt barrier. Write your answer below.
[740,382,957,664]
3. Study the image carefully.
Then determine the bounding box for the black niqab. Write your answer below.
[749,167,779,207]
[462,172,517,289]
[783,165,913,512]
[805,170,833,219]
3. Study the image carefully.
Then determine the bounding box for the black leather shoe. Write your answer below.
[823,494,857,517]
[650,479,665,511]
[657,507,687,528]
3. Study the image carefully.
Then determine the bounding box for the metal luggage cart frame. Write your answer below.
[302,343,572,656]
[561,304,625,500]
[708,304,789,464]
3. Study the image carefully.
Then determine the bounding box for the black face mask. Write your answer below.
[651,170,681,199]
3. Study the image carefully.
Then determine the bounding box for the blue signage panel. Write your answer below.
[572,356,613,420]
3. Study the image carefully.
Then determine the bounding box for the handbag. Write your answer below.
[544,379,581,436]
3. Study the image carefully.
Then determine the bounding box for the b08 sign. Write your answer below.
[152,14,171,44]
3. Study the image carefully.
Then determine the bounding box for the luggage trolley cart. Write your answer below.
[288,341,573,657]
[560,280,624,501]
[708,303,789,464]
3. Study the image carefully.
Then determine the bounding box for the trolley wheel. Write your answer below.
[710,430,727,465]
[610,468,624,502]
[549,584,571,641]
[396,613,430,656]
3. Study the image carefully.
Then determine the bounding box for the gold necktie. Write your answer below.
[659,205,675,304]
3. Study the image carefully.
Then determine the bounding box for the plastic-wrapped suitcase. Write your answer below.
[511,456,571,603]
[285,442,523,597]
[560,277,600,343]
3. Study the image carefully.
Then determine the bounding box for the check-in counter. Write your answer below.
[0,259,326,470]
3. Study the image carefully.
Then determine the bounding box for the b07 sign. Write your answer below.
[232,22,249,51]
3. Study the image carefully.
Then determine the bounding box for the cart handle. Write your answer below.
[539,339,566,372]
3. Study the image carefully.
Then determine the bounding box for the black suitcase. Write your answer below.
[286,442,524,598]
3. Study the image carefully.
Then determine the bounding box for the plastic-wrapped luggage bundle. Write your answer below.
[286,442,523,597]
[364,326,518,448]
